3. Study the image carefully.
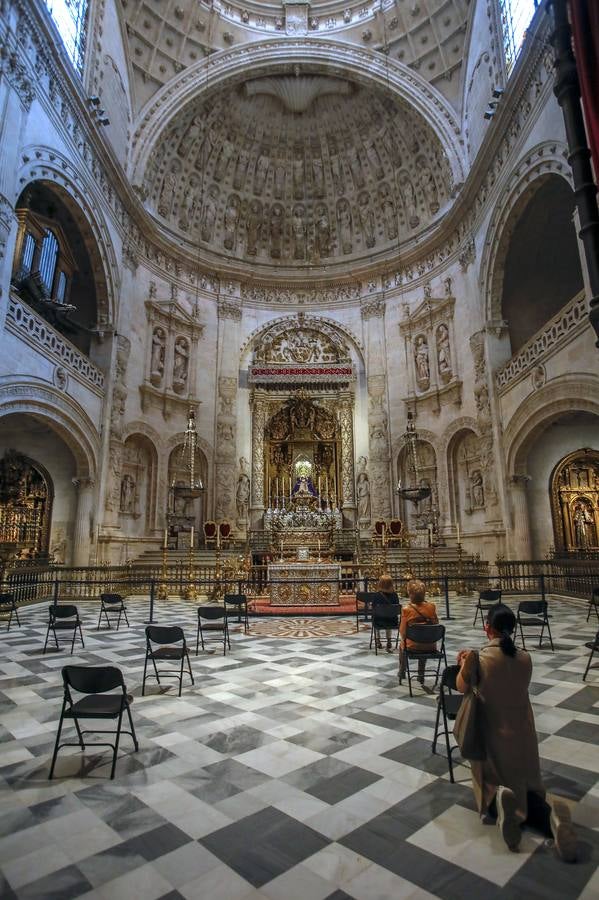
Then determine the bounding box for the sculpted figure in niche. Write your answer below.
[173,337,189,392]
[471,470,484,508]
[347,144,365,189]
[233,147,250,190]
[179,187,197,232]
[270,204,284,258]
[178,116,202,158]
[414,335,430,386]
[292,204,306,260]
[358,192,376,249]
[357,469,371,522]
[120,474,135,513]
[150,327,166,384]
[273,160,285,199]
[200,186,218,242]
[293,150,305,200]
[158,166,177,217]
[399,171,419,228]
[253,149,270,195]
[336,198,353,255]
[236,457,250,521]
[437,324,452,380]
[573,502,594,548]
[224,194,240,251]
[419,159,439,214]
[311,153,325,198]
[315,203,330,257]
[364,139,384,179]
[214,132,235,181]
[370,422,388,458]
[246,199,262,256]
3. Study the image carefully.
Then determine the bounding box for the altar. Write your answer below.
[268,561,341,606]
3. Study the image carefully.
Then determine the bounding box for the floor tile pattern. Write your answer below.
[0,595,597,899]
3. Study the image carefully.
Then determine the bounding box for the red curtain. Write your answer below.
[569,0,599,179]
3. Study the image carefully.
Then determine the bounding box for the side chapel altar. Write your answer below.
[268,561,341,606]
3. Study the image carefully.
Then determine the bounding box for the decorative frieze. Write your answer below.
[6,294,105,392]
[495,292,587,393]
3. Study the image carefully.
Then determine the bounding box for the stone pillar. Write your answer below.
[338,395,356,519]
[214,298,242,525]
[250,394,267,525]
[72,478,95,566]
[362,294,392,522]
[510,475,532,560]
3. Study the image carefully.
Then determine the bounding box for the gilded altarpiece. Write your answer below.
[551,449,599,552]
[0,450,52,556]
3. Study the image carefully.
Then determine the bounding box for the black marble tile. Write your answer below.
[556,686,599,714]
[382,737,456,776]
[201,758,271,791]
[120,823,192,861]
[555,719,599,744]
[348,710,408,731]
[16,864,92,900]
[540,758,599,801]
[287,728,367,755]
[324,891,357,900]
[199,806,330,887]
[203,725,276,755]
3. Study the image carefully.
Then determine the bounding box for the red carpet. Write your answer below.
[248,593,359,616]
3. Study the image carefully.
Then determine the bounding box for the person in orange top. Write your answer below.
[399,579,438,682]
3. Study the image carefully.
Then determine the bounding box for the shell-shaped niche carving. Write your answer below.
[144,79,453,269]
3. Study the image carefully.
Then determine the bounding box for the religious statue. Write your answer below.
[293,150,304,200]
[150,327,166,383]
[236,457,250,522]
[573,502,594,548]
[437,324,452,380]
[292,205,306,260]
[414,335,430,385]
[253,149,270,195]
[315,203,330,257]
[312,154,325,197]
[337,198,352,254]
[290,397,316,433]
[178,116,202,158]
[224,194,240,251]
[200,188,218,243]
[357,469,371,522]
[471,470,484,508]
[270,204,284,258]
[381,195,398,241]
[358,193,375,249]
[246,199,262,256]
[233,147,250,190]
[173,337,189,391]
[214,133,235,181]
[120,474,135,513]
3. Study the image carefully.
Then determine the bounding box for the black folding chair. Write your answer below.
[97,593,130,631]
[587,588,599,623]
[49,665,138,780]
[355,591,379,632]
[432,665,463,782]
[399,623,447,697]
[516,600,554,651]
[582,630,599,682]
[370,597,401,654]
[224,593,249,634]
[197,605,231,655]
[142,625,194,697]
[43,605,84,654]
[472,589,502,628]
[0,592,20,631]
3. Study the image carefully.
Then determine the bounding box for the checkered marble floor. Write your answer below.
[0,595,598,900]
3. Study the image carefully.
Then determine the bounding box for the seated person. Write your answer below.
[399,579,438,681]
[373,575,400,652]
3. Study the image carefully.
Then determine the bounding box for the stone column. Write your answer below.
[362,294,392,522]
[510,475,532,560]
[72,478,95,567]
[214,298,242,525]
[250,394,267,525]
[338,395,356,519]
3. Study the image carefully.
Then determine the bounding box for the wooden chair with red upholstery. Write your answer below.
[203,521,217,546]
[219,522,231,544]
[388,519,403,544]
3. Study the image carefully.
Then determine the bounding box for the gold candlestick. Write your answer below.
[456,542,466,596]
[157,541,169,600]
[429,541,440,596]
[184,530,198,600]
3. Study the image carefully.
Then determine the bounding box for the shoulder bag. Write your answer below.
[453,651,487,761]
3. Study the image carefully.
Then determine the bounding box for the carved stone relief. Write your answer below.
[143,82,453,267]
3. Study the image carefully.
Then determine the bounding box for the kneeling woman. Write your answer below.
[456,603,577,861]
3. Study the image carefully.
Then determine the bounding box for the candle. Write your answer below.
[190,525,194,548]
[456,523,460,544]
[163,528,168,549]
[268,478,271,509]
[317,539,320,555]
[217,527,220,549]
[318,475,321,497]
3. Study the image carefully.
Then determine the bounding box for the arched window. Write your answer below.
[38,229,59,295]
[43,0,89,72]
[499,0,538,73]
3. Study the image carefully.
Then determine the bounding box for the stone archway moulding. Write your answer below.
[0,377,99,478]
[479,141,572,325]
[15,147,120,327]
[504,373,599,477]
[130,39,466,188]
[240,313,365,369]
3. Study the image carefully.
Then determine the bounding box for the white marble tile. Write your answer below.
[235,740,325,777]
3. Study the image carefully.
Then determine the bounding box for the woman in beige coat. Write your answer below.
[456,603,577,862]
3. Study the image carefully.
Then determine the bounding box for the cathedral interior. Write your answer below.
[0,0,598,897]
